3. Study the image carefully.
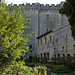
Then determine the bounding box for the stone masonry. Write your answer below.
[8,2,75,58]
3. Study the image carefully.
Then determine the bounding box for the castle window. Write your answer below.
[73,44,75,50]
[44,53,46,58]
[62,46,64,51]
[41,53,42,58]
[29,45,32,49]
[65,35,67,43]
[67,54,70,57]
[45,37,47,45]
[54,55,56,57]
[47,14,49,17]
[47,53,49,60]
[58,54,60,58]
[50,20,52,24]
[41,39,42,46]
[63,54,65,57]
[50,35,52,44]
[38,40,39,46]
[46,28,48,32]
[28,19,30,22]
[56,38,58,44]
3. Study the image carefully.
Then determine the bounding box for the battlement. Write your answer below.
[8,1,64,9]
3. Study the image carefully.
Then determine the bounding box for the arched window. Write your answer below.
[44,53,46,58]
[38,40,39,46]
[50,35,52,44]
[45,37,47,45]
[41,53,42,58]
[56,38,58,44]
[50,20,52,24]
[29,45,32,49]
[58,54,60,58]
[41,39,42,46]
[67,54,70,57]
[73,44,75,50]
[65,35,67,43]
[47,53,49,60]
[46,28,48,32]
[62,46,64,51]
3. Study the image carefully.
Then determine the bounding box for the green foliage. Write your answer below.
[47,64,72,73]
[0,2,47,75]
[65,63,75,71]
[65,56,74,63]
[51,57,57,63]
[0,2,31,74]
[59,0,75,39]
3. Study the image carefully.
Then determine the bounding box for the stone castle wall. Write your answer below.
[8,2,69,58]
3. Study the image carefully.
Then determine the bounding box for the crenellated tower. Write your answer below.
[8,2,69,58]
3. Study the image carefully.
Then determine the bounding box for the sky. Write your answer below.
[5,0,65,5]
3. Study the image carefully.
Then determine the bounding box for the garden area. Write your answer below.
[24,57,75,75]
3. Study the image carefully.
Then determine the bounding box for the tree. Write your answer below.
[0,2,30,74]
[59,0,75,39]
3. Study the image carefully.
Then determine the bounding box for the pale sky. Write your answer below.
[5,0,65,5]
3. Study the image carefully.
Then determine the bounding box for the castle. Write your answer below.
[6,2,75,60]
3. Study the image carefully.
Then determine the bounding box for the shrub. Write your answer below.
[24,66,47,75]
[50,65,72,73]
[65,56,74,63]
[51,57,57,63]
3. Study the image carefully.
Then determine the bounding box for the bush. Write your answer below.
[65,63,75,71]
[50,65,72,73]
[65,56,74,63]
[24,66,47,75]
[45,64,72,73]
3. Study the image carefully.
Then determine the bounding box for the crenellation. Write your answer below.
[46,4,49,7]
[56,4,60,7]
[26,3,30,6]
[40,4,44,7]
[51,4,55,7]
[7,2,63,9]
[32,3,36,6]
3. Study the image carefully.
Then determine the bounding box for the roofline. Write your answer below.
[37,30,53,39]
[37,25,69,39]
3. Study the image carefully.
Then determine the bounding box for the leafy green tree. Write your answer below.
[59,0,75,39]
[0,2,30,74]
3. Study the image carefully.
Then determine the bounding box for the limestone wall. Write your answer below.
[7,2,70,58]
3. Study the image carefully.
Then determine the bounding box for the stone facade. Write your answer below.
[8,2,75,58]
[37,25,75,61]
[53,25,75,57]
[37,31,54,62]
